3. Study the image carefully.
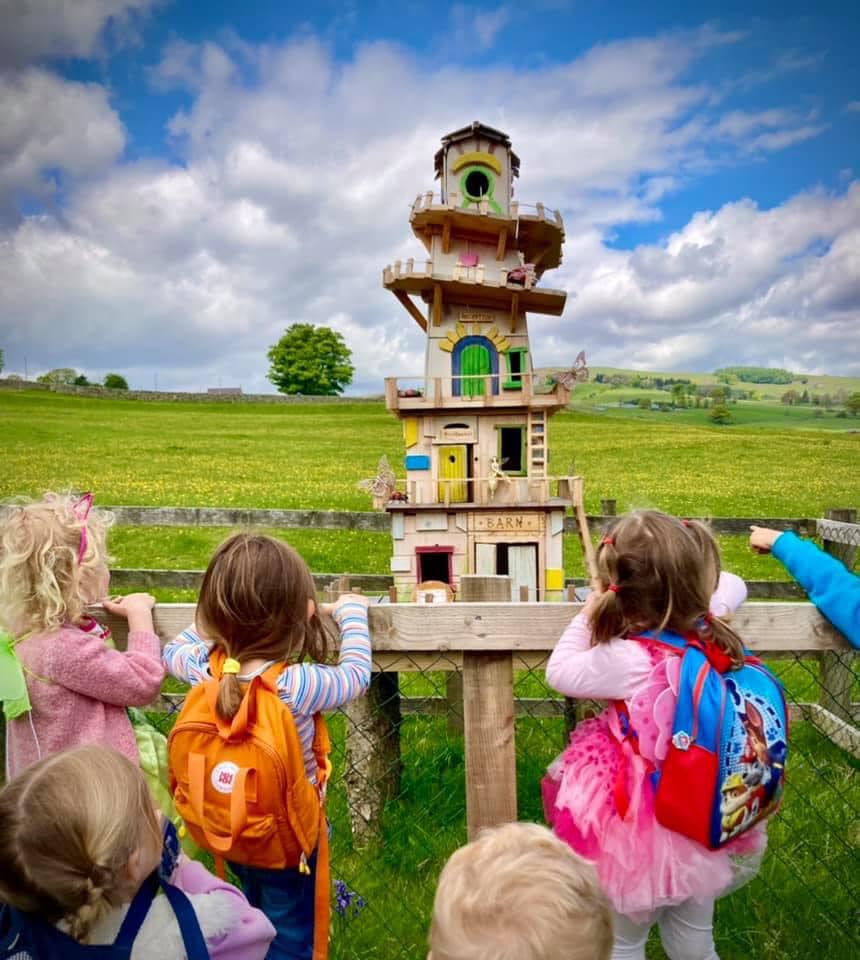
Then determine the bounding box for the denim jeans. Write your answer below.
[230,854,316,960]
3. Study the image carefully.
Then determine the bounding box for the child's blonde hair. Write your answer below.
[196,533,333,722]
[0,745,162,944]
[429,821,612,960]
[0,493,113,634]
[590,509,744,668]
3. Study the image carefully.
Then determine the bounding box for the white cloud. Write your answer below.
[0,68,125,217]
[449,4,511,52]
[1,27,856,391]
[0,0,159,66]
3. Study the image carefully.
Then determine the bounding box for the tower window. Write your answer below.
[464,169,491,200]
[497,425,525,474]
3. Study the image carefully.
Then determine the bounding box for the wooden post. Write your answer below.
[819,508,857,723]
[459,575,517,838]
[600,498,617,518]
[340,575,402,843]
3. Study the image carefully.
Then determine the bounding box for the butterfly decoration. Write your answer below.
[550,351,589,390]
[357,455,398,501]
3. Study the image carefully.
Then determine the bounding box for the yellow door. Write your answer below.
[438,445,468,502]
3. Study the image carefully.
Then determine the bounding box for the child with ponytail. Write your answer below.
[543,510,764,960]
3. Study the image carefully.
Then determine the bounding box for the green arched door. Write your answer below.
[460,342,492,397]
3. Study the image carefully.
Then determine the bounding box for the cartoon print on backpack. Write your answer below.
[718,680,787,844]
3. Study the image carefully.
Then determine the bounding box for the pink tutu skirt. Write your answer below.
[543,658,766,920]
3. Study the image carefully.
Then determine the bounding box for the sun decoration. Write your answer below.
[438,322,511,354]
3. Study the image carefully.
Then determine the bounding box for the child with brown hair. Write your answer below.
[543,510,766,960]
[0,744,275,957]
[0,493,164,778]
[163,533,372,960]
[429,821,613,960]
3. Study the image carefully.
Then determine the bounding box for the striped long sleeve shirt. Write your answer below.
[162,600,371,781]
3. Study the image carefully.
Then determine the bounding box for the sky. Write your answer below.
[0,0,858,393]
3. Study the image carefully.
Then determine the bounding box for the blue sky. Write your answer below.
[1,0,858,390]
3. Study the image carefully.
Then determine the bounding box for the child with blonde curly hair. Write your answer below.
[0,493,164,778]
[0,745,275,957]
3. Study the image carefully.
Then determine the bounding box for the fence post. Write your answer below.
[819,508,857,723]
[338,578,402,843]
[460,575,517,839]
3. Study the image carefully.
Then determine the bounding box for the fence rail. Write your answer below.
[110,567,811,599]
[103,504,823,536]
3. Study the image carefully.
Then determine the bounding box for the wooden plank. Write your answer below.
[432,283,443,327]
[107,506,390,532]
[442,218,451,254]
[574,516,816,536]
[110,569,396,593]
[816,517,860,547]
[463,651,516,837]
[797,703,860,759]
[98,601,852,655]
[509,291,519,332]
[393,289,428,331]
[496,228,507,261]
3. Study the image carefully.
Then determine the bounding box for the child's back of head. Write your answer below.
[0,745,162,944]
[0,492,112,634]
[429,821,612,960]
[196,532,333,721]
[589,509,744,667]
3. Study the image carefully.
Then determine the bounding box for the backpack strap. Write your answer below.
[158,876,210,960]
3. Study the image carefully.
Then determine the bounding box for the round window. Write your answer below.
[464,169,491,200]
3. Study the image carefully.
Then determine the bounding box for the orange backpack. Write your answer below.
[168,650,331,960]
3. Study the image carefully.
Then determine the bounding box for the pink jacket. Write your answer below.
[6,624,164,778]
[88,857,276,959]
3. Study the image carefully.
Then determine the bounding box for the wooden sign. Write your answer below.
[470,513,543,532]
[460,310,496,324]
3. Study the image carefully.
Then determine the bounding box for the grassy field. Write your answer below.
[3,387,859,959]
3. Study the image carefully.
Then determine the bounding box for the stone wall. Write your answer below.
[0,379,382,404]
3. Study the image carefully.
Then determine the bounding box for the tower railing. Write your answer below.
[384,374,569,411]
[409,192,564,228]
[382,257,556,291]
[374,474,579,509]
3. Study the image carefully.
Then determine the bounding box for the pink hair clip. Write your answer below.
[601,536,614,546]
[73,492,94,563]
[607,584,620,594]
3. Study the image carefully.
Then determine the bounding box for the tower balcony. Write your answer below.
[382,257,566,325]
[409,192,565,274]
[384,373,570,414]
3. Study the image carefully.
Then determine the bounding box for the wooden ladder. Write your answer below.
[528,409,547,478]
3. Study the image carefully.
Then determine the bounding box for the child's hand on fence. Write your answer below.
[320,593,370,619]
[749,526,783,555]
[101,593,157,633]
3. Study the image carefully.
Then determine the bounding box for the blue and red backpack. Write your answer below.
[617,630,789,850]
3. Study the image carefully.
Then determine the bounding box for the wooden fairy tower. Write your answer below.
[375,121,586,601]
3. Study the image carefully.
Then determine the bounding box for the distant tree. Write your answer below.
[799,389,810,404]
[5,374,22,382]
[594,372,605,383]
[0,348,4,374]
[714,366,793,384]
[36,368,78,385]
[845,392,860,416]
[710,404,733,425]
[710,386,728,404]
[267,324,354,396]
[104,373,129,390]
[781,389,799,406]
[73,374,90,386]
[638,397,651,410]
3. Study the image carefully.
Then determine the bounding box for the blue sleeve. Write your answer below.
[772,532,860,648]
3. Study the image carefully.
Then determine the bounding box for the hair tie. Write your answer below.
[607,584,620,594]
[681,519,691,527]
[222,658,241,675]
[601,536,614,546]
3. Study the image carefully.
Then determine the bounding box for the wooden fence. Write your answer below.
[100,594,856,840]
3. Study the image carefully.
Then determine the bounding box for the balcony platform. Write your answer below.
[384,375,570,414]
[408,194,565,274]
[383,264,566,318]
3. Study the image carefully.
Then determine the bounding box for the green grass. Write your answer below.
[4,388,858,958]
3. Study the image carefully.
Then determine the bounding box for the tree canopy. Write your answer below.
[104,373,129,389]
[36,367,79,385]
[267,324,354,396]
[713,366,794,384]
